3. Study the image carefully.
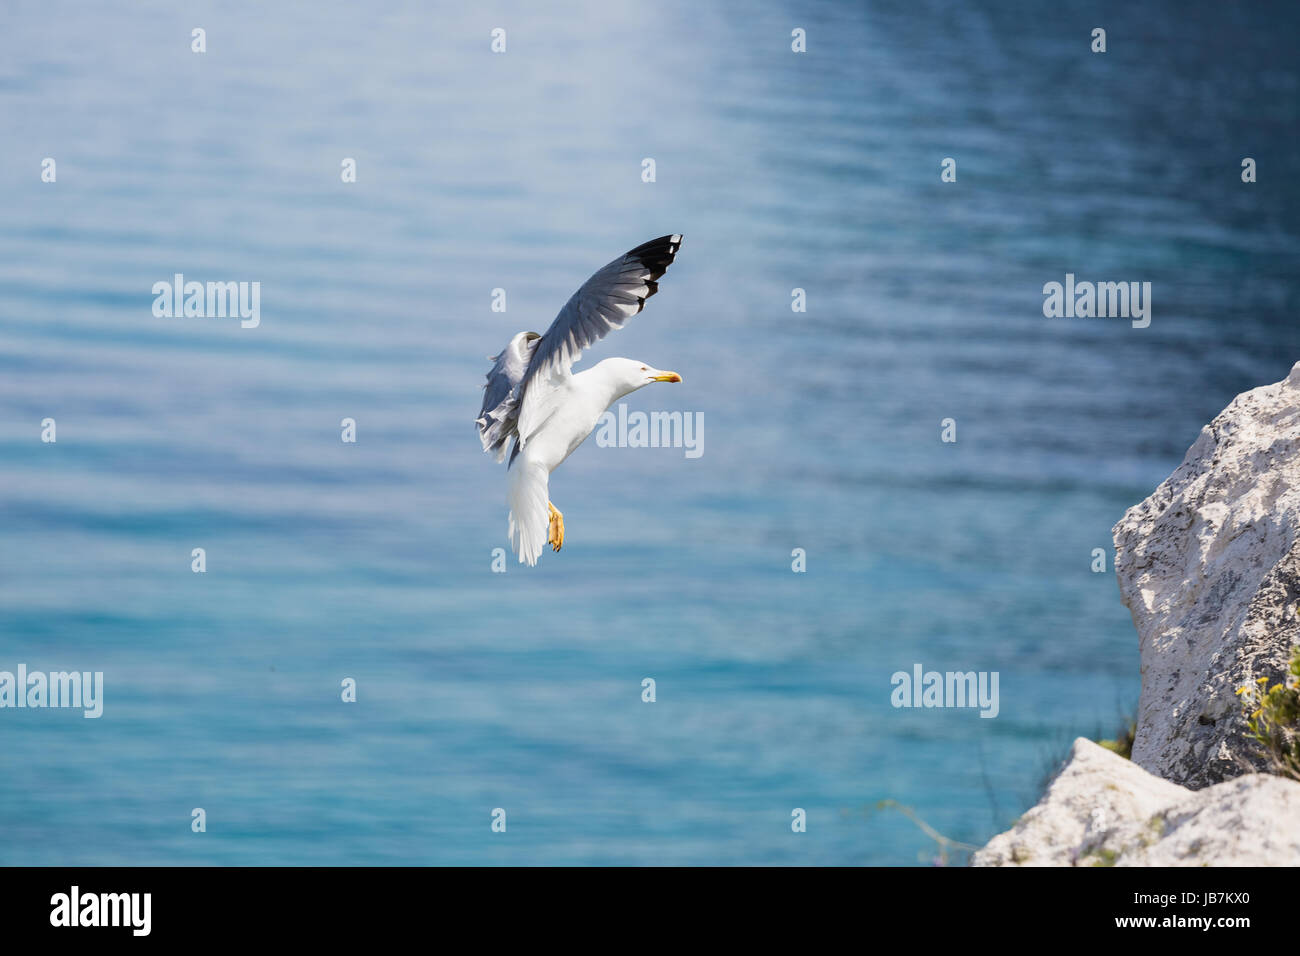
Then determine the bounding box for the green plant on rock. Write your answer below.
[1236,643,1300,781]
[1097,719,1137,760]
[1084,847,1118,867]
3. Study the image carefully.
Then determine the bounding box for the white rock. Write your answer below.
[973,738,1183,866]
[1112,361,1300,789]
[974,738,1300,866]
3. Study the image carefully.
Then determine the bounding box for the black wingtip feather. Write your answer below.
[627,234,682,282]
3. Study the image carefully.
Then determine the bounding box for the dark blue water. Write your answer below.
[1,0,1298,864]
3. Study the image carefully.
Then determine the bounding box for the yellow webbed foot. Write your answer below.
[547,501,565,552]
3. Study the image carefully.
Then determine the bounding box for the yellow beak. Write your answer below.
[652,371,682,383]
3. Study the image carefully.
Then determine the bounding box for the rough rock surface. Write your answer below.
[973,738,1300,866]
[1112,362,1300,789]
[973,738,1183,866]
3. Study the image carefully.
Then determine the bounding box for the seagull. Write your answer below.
[476,234,684,565]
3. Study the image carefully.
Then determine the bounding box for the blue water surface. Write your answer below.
[1,0,1298,864]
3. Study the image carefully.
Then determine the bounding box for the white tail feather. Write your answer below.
[507,460,550,566]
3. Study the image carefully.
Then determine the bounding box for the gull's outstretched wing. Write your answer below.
[516,234,683,446]
[476,330,540,463]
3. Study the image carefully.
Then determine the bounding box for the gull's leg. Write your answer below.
[547,501,565,552]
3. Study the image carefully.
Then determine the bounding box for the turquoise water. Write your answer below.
[1,0,1298,864]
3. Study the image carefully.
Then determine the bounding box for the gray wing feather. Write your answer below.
[476,330,540,462]
[518,234,683,404]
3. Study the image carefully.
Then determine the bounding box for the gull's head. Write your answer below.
[602,357,682,394]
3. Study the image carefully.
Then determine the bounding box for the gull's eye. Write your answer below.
[640,366,647,371]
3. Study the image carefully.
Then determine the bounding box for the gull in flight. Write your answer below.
[476,234,684,565]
